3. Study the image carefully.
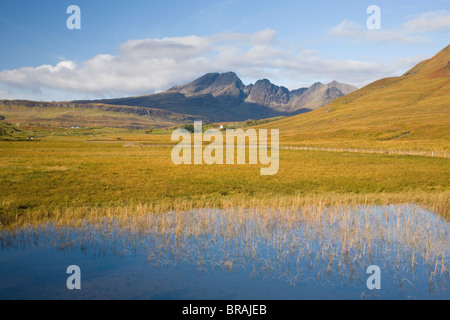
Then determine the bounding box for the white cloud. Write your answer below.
[403,10,450,33]
[330,20,427,45]
[330,10,450,45]
[119,36,212,59]
[0,28,425,99]
[210,29,277,46]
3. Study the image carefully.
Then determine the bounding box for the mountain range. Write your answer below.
[74,72,357,122]
[2,43,448,145]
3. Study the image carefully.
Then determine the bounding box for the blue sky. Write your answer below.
[0,0,449,101]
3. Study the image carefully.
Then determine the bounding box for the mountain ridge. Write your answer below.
[0,99,202,129]
[74,72,357,122]
[0,73,358,127]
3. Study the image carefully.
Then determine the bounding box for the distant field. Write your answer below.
[1,135,448,227]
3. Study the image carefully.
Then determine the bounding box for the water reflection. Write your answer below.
[0,204,448,299]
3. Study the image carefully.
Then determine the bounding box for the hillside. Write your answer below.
[0,73,357,127]
[76,72,357,122]
[260,45,450,150]
[0,100,202,129]
[0,122,30,140]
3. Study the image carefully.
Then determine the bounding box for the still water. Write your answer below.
[0,205,448,300]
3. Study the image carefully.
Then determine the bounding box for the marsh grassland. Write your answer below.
[0,136,448,221]
[0,134,449,299]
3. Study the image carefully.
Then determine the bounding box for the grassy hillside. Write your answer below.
[0,122,30,141]
[259,45,450,151]
[0,100,202,129]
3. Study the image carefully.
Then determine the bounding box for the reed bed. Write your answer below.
[1,192,448,229]
[0,197,448,295]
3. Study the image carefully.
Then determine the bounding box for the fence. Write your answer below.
[114,141,448,159]
[281,146,448,159]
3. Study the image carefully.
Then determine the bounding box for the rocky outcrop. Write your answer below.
[244,79,290,107]
[170,72,246,100]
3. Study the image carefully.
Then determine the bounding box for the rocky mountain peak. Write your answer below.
[169,73,357,113]
[171,72,245,99]
[246,79,290,106]
[310,82,325,90]
[111,72,358,120]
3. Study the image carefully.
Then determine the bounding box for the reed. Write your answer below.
[1,191,448,229]
[1,197,448,293]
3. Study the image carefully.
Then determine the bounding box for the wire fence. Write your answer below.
[114,141,448,159]
[281,145,449,159]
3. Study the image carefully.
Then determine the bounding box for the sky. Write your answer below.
[0,0,449,101]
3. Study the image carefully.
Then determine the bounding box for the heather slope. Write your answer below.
[260,45,450,150]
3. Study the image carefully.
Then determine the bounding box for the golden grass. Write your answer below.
[2,201,448,290]
[0,136,448,228]
[257,45,450,152]
[1,190,448,230]
[0,134,448,292]
[0,119,450,230]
